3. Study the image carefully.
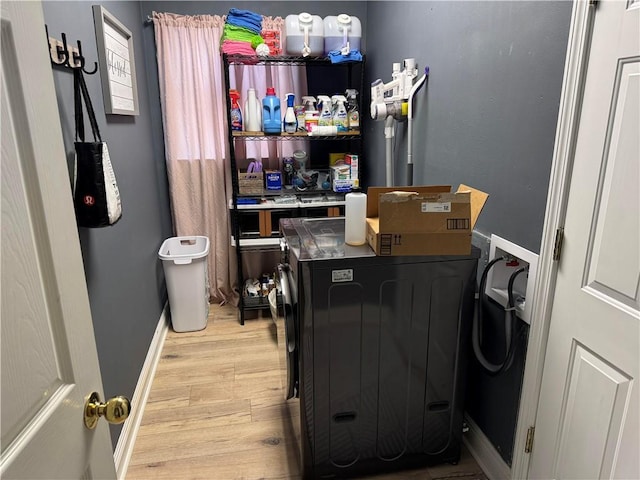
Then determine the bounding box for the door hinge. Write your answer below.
[553,227,564,262]
[525,426,535,453]
[589,0,599,8]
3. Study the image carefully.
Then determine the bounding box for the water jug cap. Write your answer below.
[337,14,352,26]
[298,12,313,25]
[266,87,276,96]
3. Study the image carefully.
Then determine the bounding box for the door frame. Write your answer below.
[510,0,596,477]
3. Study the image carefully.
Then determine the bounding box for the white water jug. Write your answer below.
[244,88,262,133]
[323,14,362,55]
[285,13,324,56]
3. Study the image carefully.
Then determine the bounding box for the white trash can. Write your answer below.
[158,236,210,332]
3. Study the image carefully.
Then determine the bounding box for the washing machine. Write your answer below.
[276,217,479,479]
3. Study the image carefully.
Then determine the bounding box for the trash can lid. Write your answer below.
[158,236,210,261]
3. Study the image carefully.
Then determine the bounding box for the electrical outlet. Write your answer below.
[485,234,539,325]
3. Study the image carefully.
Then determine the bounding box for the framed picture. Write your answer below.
[92,5,139,115]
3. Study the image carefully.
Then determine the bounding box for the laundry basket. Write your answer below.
[158,236,210,332]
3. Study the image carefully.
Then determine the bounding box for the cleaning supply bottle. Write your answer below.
[244,88,261,133]
[301,96,317,113]
[229,89,242,131]
[317,95,333,126]
[262,87,281,134]
[330,95,339,117]
[332,95,348,132]
[345,88,359,131]
[283,93,297,133]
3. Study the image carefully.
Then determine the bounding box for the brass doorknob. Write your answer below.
[84,391,131,429]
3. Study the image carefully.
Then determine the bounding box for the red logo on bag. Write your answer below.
[83,195,95,206]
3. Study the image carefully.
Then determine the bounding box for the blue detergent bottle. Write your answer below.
[262,87,282,134]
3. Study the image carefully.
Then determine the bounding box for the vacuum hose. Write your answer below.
[473,257,528,375]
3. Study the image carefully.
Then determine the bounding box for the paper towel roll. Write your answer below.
[310,125,338,136]
[345,192,367,246]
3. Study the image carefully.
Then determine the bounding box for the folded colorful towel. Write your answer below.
[226,8,262,35]
[221,24,264,49]
[328,49,363,64]
[221,39,256,56]
[228,8,262,26]
[226,16,261,35]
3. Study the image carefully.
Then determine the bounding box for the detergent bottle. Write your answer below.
[262,87,281,134]
[283,93,297,133]
[244,88,261,133]
[229,89,242,131]
[317,95,333,126]
[332,95,348,132]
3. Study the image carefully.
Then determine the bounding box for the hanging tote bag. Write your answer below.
[73,69,122,227]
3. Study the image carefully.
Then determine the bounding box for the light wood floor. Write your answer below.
[127,304,488,480]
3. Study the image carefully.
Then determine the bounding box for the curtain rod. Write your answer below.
[145,15,153,25]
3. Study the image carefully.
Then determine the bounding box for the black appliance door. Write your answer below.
[277,264,298,400]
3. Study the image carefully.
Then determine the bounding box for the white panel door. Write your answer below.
[0,1,116,479]
[529,0,639,478]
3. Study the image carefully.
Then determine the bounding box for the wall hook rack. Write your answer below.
[45,25,98,75]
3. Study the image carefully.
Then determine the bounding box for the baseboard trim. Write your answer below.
[463,415,511,480]
[114,303,169,480]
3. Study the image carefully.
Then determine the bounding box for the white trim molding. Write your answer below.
[464,415,511,480]
[114,303,170,480]
[510,1,595,478]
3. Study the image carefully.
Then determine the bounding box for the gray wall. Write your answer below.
[42,1,173,448]
[364,1,571,253]
[363,1,572,464]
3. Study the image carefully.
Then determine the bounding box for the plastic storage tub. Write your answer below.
[285,13,324,56]
[323,14,362,54]
[158,236,210,332]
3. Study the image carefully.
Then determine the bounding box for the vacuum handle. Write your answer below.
[407,163,413,186]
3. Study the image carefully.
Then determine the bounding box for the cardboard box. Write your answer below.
[330,165,351,180]
[265,170,282,190]
[332,179,353,193]
[329,152,347,166]
[345,154,359,188]
[366,184,488,256]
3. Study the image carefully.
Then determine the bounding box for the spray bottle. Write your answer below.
[301,96,317,112]
[283,93,297,133]
[229,89,242,131]
[317,95,333,126]
[332,95,348,132]
[345,89,359,131]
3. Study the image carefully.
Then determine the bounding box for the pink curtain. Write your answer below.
[153,12,306,304]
